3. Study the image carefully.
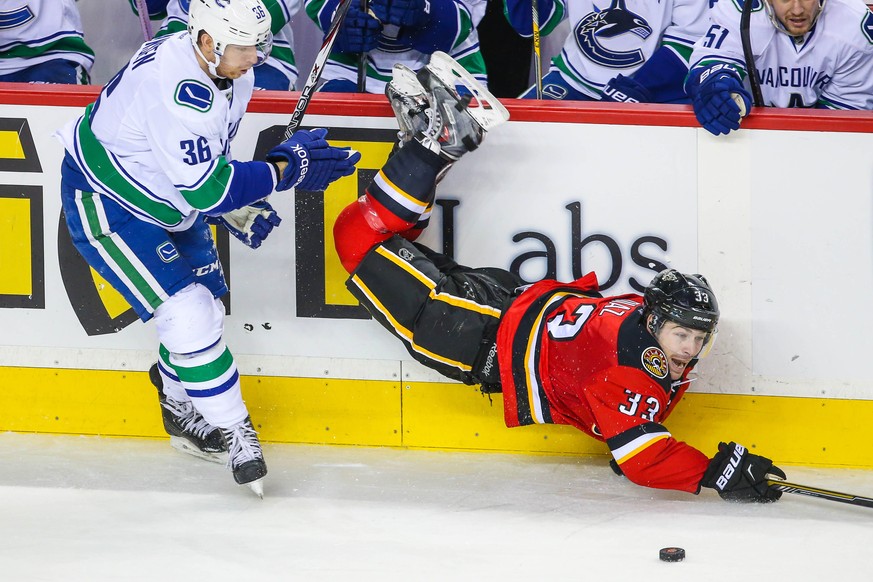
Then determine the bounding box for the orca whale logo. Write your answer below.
[574,0,652,68]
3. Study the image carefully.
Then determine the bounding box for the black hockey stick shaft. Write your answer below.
[356,0,368,92]
[767,479,873,509]
[740,0,764,107]
[284,0,356,140]
[532,0,543,99]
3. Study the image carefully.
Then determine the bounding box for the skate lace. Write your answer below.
[222,421,263,469]
[162,398,215,440]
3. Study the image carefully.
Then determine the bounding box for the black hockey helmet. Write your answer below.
[644,269,720,351]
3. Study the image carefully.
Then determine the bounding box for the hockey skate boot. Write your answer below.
[221,416,268,498]
[150,363,227,464]
[389,51,509,161]
[385,63,431,145]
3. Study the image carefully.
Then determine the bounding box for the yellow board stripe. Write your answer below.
[350,274,471,371]
[2,366,873,468]
[0,131,25,159]
[0,198,32,295]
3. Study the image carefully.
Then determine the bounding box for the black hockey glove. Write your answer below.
[699,442,786,503]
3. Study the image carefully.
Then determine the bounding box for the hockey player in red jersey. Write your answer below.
[334,52,787,503]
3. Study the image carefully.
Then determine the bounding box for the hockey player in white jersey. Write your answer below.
[55,0,360,496]
[131,0,301,90]
[305,0,489,94]
[686,0,873,135]
[504,0,711,102]
[0,0,94,84]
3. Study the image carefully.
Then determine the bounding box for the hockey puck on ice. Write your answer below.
[659,547,685,562]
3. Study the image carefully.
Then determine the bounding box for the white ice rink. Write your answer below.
[1,432,871,581]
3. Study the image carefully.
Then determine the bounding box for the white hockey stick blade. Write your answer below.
[425,51,510,132]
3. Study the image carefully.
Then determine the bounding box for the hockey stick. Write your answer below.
[740,0,763,107]
[531,0,543,99]
[284,0,356,139]
[767,479,873,509]
[356,0,369,92]
[134,0,154,42]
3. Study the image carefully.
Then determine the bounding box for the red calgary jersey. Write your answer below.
[497,273,711,493]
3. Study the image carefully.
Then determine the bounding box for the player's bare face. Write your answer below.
[656,322,707,380]
[216,45,260,79]
[770,0,820,35]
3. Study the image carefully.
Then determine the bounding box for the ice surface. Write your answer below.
[1,432,871,580]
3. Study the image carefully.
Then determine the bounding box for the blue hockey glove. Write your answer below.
[205,200,281,249]
[600,74,653,103]
[371,0,429,28]
[267,128,361,192]
[690,65,752,136]
[333,2,382,54]
[699,442,786,503]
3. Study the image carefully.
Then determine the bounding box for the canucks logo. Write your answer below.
[641,346,669,379]
[574,0,652,68]
[175,80,214,112]
[156,242,179,263]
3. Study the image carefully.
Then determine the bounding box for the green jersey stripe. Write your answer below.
[662,41,694,62]
[271,44,296,67]
[78,191,164,310]
[180,162,234,211]
[554,57,601,95]
[75,105,185,226]
[173,347,235,384]
[0,35,94,60]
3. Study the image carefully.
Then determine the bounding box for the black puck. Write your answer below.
[659,547,685,562]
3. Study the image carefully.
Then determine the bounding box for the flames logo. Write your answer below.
[641,346,668,379]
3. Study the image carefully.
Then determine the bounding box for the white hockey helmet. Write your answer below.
[188,0,273,75]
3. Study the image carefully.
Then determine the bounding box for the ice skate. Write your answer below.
[221,416,268,498]
[385,63,431,145]
[386,51,509,161]
[150,363,227,464]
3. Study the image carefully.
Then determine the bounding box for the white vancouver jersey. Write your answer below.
[56,33,254,231]
[155,0,300,88]
[0,0,94,75]
[306,0,488,93]
[551,0,711,98]
[688,0,873,109]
